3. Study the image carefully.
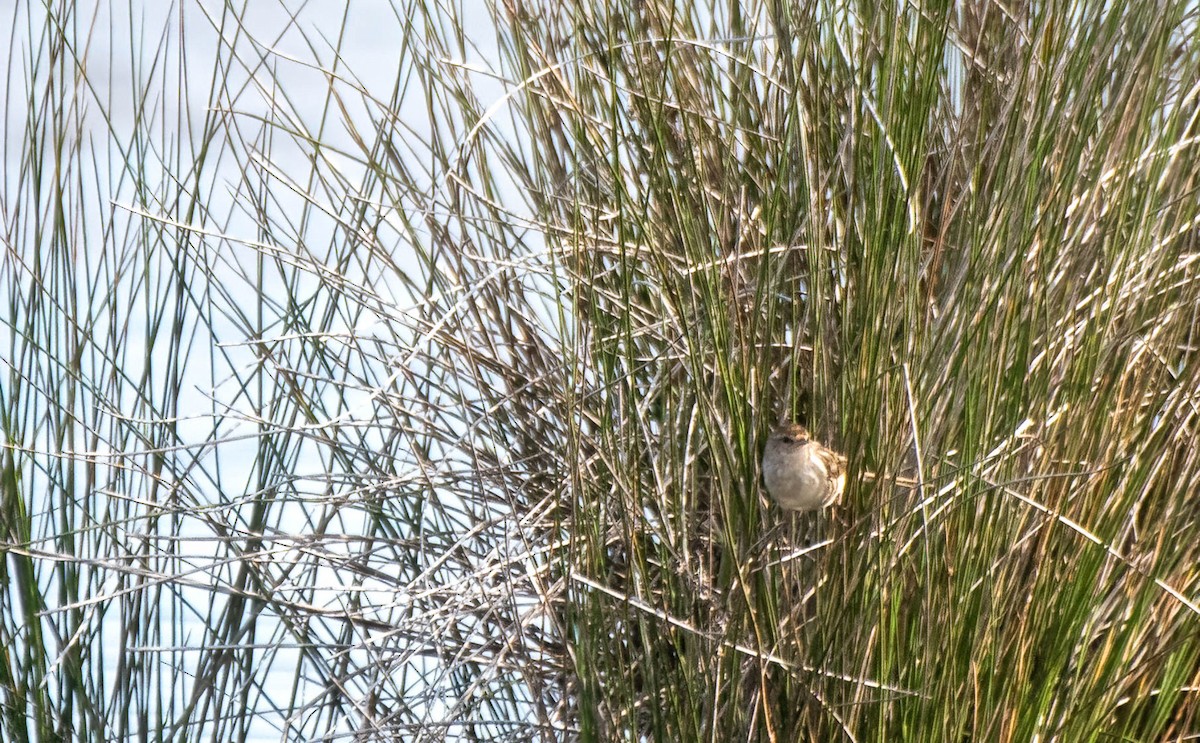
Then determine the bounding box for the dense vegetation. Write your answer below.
[3,1,1199,739]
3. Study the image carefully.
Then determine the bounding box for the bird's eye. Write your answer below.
[781,436,793,443]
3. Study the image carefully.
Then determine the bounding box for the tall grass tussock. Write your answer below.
[2,1,1199,740]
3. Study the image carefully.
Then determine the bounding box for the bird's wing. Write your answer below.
[818,447,847,478]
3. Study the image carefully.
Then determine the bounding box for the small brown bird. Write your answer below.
[761,423,847,511]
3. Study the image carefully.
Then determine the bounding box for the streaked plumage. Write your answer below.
[761,423,846,511]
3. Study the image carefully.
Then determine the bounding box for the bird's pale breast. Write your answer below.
[763,445,831,511]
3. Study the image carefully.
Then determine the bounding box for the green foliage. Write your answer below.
[2,0,1199,740]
